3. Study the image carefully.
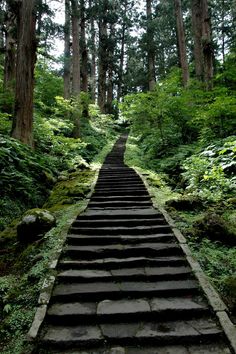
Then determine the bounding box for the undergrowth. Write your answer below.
[125,133,236,312]
[0,136,117,354]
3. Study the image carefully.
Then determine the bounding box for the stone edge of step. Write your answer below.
[26,166,101,342]
[135,167,236,354]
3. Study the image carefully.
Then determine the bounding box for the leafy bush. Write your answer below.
[0,135,56,230]
[182,137,236,202]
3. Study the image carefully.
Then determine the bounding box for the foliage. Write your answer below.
[182,137,236,202]
[0,135,56,230]
[34,60,63,109]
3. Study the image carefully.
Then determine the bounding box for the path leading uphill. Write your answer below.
[38,135,233,353]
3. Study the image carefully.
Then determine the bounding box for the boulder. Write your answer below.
[17,208,56,244]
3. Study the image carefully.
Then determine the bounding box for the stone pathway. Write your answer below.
[39,135,232,353]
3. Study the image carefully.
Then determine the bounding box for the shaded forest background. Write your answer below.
[0,0,236,353]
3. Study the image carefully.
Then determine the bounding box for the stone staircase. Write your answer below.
[38,135,232,353]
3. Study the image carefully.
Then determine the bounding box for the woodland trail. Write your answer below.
[38,135,233,353]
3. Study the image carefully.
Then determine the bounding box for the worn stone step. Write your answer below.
[59,256,188,270]
[97,176,142,182]
[79,208,162,219]
[90,195,151,202]
[72,218,166,228]
[57,266,192,283]
[42,318,222,348]
[47,296,209,325]
[66,234,174,246]
[95,184,145,190]
[100,167,132,171]
[70,225,172,236]
[51,280,199,302]
[64,243,181,259]
[96,181,144,189]
[88,201,152,208]
[98,172,137,176]
[92,190,149,197]
[39,343,232,354]
[96,181,144,190]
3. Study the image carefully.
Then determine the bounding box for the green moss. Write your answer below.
[43,169,95,210]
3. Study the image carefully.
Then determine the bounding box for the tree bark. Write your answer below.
[11,0,37,147]
[80,0,88,92]
[191,0,213,88]
[106,22,115,114]
[146,0,156,91]
[3,3,16,93]
[174,0,189,87]
[201,0,213,89]
[98,5,108,113]
[89,0,96,102]
[63,0,71,99]
[191,0,203,81]
[71,0,80,97]
[117,0,128,103]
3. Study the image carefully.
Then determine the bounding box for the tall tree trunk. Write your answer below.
[221,0,225,63]
[71,0,80,97]
[63,0,71,99]
[146,0,156,91]
[98,12,108,113]
[106,22,115,114]
[201,0,213,89]
[80,0,88,92]
[174,0,189,87]
[3,4,16,94]
[71,0,80,137]
[191,0,203,81]
[191,0,213,88]
[11,0,37,147]
[117,0,127,103]
[89,0,96,102]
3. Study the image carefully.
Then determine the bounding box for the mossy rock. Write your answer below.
[17,208,56,244]
[165,196,204,211]
[192,212,236,246]
[44,170,94,209]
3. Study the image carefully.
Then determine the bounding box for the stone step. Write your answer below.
[96,181,142,186]
[90,195,151,202]
[100,167,132,171]
[97,176,142,182]
[64,243,181,259]
[70,225,172,235]
[92,190,149,197]
[72,218,167,227]
[88,201,152,208]
[51,280,199,302]
[42,318,222,349]
[66,234,174,245]
[59,256,188,270]
[95,182,144,188]
[38,343,232,354]
[79,208,162,219]
[47,296,209,325]
[99,171,137,176]
[57,266,192,283]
